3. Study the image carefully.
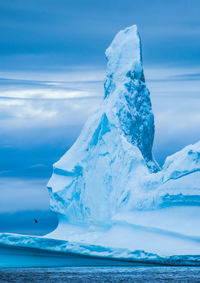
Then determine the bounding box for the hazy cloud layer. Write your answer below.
[0,178,50,212]
[0,66,199,173]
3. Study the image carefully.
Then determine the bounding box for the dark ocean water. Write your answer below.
[1,266,200,283]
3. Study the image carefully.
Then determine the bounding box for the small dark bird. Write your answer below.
[34,218,38,224]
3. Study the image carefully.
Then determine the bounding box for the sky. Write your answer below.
[0,0,200,234]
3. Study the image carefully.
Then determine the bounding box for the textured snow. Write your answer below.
[1,25,200,266]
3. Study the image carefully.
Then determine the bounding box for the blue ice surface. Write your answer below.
[90,113,110,147]
[1,233,200,268]
[0,244,145,268]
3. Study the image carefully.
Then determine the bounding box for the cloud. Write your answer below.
[29,163,46,169]
[170,73,200,81]
[144,66,200,164]
[152,94,200,164]
[0,69,104,132]
[0,178,50,212]
[0,66,199,168]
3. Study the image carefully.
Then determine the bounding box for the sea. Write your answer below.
[1,266,200,282]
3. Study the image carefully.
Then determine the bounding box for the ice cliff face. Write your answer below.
[47,25,159,225]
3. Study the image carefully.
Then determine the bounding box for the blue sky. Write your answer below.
[0,0,200,234]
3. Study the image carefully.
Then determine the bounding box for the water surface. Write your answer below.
[1,266,200,282]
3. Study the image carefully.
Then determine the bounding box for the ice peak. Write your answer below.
[104,25,159,172]
[104,25,144,98]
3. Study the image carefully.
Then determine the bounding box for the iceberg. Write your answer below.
[47,25,159,227]
[1,25,200,267]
